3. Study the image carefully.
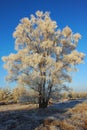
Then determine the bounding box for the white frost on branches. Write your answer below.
[2,11,85,95]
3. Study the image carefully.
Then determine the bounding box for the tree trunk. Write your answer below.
[38,84,52,108]
[39,97,48,108]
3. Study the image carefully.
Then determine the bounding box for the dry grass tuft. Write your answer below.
[43,118,75,130]
[80,120,87,130]
[70,102,87,113]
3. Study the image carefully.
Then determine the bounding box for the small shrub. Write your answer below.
[12,86,27,102]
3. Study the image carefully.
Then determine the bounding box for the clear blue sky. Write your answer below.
[0,0,87,91]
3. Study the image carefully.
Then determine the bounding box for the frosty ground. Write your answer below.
[0,99,87,130]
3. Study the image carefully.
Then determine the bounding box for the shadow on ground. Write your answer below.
[0,99,86,130]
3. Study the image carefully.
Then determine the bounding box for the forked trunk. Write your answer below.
[38,83,52,108]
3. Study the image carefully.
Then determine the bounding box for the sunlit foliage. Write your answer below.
[2,11,85,108]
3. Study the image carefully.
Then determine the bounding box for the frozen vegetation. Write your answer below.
[0,10,85,130]
[0,98,87,130]
[2,11,85,108]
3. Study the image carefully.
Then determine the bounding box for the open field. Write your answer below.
[0,99,87,130]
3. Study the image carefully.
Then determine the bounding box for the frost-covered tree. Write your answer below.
[12,85,27,102]
[2,11,85,108]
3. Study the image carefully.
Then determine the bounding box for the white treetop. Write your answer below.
[2,11,85,107]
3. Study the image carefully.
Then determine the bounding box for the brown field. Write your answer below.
[0,99,87,130]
